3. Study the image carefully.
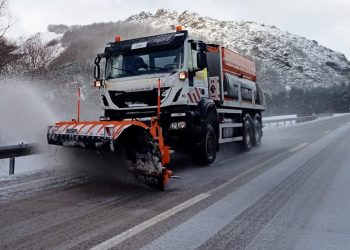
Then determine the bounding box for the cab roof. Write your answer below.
[104,30,188,56]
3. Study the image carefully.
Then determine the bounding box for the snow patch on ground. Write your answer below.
[263,115,297,121]
[263,115,297,127]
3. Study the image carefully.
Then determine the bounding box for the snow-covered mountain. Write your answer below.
[126,9,350,92]
[32,9,350,94]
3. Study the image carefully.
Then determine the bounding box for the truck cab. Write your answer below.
[94,28,209,120]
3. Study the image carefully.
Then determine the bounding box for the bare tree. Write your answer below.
[0,37,21,74]
[0,0,13,38]
[0,0,18,76]
[20,34,60,72]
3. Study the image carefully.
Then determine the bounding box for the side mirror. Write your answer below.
[94,64,100,79]
[94,56,101,80]
[197,52,207,70]
[197,42,207,51]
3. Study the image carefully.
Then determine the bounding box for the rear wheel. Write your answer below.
[252,117,262,147]
[240,116,253,151]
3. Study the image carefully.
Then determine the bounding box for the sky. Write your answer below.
[6,0,350,59]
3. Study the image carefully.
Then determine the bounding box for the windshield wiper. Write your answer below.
[147,66,167,72]
[112,67,135,75]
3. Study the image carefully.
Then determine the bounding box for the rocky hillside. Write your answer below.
[36,9,350,95]
[126,9,350,93]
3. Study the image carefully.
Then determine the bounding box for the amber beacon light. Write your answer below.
[115,35,121,42]
[176,25,183,32]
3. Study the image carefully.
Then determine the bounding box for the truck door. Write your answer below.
[188,42,209,104]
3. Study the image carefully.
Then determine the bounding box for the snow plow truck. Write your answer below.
[47,26,266,190]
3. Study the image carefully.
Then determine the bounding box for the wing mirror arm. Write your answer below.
[94,55,102,80]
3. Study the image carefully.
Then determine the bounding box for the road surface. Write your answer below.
[1,114,350,250]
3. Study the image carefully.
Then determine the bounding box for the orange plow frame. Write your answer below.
[47,118,172,189]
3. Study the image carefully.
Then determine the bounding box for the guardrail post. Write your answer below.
[9,157,15,175]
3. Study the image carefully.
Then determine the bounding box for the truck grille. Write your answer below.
[109,88,169,108]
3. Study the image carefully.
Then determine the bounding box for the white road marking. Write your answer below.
[90,139,315,250]
[89,148,291,250]
[209,150,288,194]
[289,142,309,152]
[142,124,350,250]
[90,143,295,250]
[90,193,211,250]
[324,130,331,135]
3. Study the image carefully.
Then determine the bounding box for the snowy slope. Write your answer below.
[17,31,65,61]
[126,9,350,92]
[38,32,63,44]
[38,32,65,58]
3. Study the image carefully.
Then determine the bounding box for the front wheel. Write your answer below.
[192,124,217,165]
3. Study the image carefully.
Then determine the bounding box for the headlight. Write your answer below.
[177,122,186,129]
[170,122,186,130]
[94,80,102,88]
[179,71,188,80]
[170,122,178,130]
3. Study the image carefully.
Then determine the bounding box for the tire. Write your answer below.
[240,116,253,151]
[252,117,262,147]
[192,124,217,165]
[126,129,165,191]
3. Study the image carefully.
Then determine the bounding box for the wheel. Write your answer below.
[125,129,165,190]
[192,124,217,165]
[240,116,253,151]
[252,117,262,147]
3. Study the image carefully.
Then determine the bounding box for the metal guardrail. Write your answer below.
[263,114,333,128]
[0,143,39,175]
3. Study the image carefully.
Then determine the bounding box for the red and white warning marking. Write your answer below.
[51,121,147,141]
[187,87,202,104]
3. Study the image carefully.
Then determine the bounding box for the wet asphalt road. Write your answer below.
[1,114,350,250]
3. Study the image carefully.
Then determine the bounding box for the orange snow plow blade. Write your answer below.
[47,119,172,190]
[48,120,147,148]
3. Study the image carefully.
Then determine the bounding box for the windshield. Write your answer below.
[106,46,184,79]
